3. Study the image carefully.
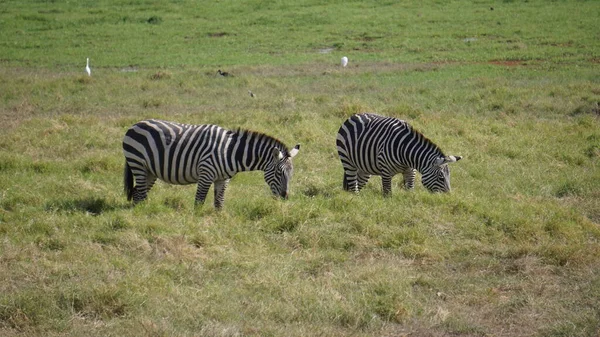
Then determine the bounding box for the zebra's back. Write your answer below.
[123,119,230,185]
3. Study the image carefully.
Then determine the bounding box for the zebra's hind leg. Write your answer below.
[402,169,416,190]
[356,172,371,192]
[343,169,370,193]
[132,173,157,204]
[194,177,213,207]
[213,179,230,209]
[343,169,359,193]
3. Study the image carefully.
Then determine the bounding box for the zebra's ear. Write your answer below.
[289,144,300,158]
[434,156,462,166]
[272,147,284,160]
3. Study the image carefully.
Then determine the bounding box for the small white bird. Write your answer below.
[248,90,255,98]
[85,58,91,76]
[341,56,348,67]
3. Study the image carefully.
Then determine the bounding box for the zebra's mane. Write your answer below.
[232,128,290,155]
[366,113,446,157]
[406,123,446,157]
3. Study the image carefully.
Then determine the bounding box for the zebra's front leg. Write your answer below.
[194,177,213,207]
[381,174,393,197]
[402,169,416,190]
[213,179,230,209]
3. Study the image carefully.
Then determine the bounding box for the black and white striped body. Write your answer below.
[123,119,299,208]
[336,113,461,195]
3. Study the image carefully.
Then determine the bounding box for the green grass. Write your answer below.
[1,0,599,67]
[1,1,600,336]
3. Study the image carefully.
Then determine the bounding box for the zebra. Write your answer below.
[336,113,461,195]
[123,119,300,209]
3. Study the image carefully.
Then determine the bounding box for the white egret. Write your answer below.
[86,58,91,76]
[341,56,348,67]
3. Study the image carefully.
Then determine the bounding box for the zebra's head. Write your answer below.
[422,155,462,192]
[264,144,300,199]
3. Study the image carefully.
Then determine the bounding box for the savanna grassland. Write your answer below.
[1,0,599,336]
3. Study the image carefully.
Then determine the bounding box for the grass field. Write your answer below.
[1,0,600,336]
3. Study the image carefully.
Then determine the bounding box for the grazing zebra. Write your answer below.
[123,119,300,209]
[336,113,461,195]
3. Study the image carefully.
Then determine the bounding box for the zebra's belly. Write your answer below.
[356,165,383,176]
[354,160,409,177]
[151,164,200,185]
[159,176,198,185]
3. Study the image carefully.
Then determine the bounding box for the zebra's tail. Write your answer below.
[124,161,134,201]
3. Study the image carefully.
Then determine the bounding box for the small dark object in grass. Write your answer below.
[147,16,162,25]
[592,102,600,116]
[217,69,232,77]
[150,71,170,80]
[208,32,229,38]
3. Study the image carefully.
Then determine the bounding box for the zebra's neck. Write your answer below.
[225,129,288,173]
[396,127,445,173]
